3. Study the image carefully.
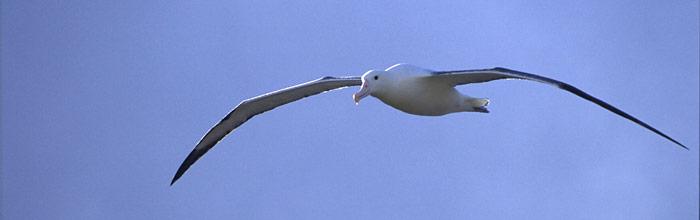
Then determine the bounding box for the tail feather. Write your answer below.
[473,106,489,113]
[467,98,490,113]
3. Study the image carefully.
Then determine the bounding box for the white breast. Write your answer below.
[374,77,464,116]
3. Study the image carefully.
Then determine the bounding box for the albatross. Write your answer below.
[171,63,688,185]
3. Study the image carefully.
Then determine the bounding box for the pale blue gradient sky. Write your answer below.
[2,1,698,219]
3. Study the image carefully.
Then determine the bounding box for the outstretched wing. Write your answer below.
[430,67,687,150]
[171,76,362,185]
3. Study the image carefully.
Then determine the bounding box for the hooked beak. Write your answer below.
[353,83,370,104]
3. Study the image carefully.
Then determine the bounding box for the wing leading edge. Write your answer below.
[430,67,688,150]
[171,76,361,185]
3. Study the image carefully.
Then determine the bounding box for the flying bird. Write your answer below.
[171,63,687,185]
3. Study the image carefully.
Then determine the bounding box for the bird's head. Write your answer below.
[353,70,387,104]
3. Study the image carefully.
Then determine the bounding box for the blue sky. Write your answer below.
[2,1,698,219]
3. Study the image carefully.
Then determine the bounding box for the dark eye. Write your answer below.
[373,75,379,80]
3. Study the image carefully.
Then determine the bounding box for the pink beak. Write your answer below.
[353,83,370,104]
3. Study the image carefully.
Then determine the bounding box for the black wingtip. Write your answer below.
[677,142,689,151]
[666,138,689,150]
[490,67,689,150]
[553,84,690,151]
[170,148,209,186]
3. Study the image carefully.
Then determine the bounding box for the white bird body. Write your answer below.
[170,63,688,185]
[366,64,485,116]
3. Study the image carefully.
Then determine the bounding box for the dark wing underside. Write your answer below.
[430,67,687,150]
[171,76,362,185]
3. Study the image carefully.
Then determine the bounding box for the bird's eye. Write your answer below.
[374,75,379,80]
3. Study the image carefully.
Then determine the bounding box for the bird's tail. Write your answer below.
[466,98,490,113]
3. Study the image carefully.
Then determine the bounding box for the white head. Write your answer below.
[352,64,429,104]
[353,69,388,104]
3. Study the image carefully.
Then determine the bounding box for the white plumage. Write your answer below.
[171,63,687,185]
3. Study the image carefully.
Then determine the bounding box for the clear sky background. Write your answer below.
[2,1,698,219]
